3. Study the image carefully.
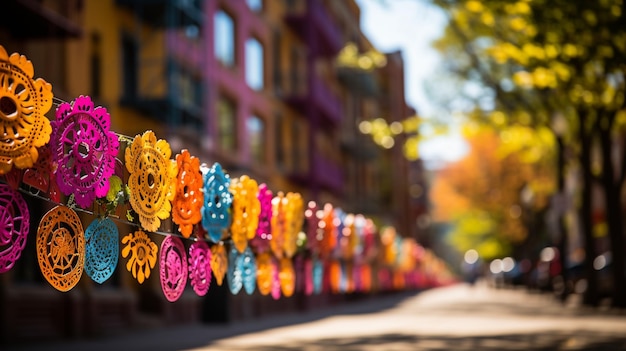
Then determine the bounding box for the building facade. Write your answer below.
[0,0,428,343]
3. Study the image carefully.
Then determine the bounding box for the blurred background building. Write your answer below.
[0,0,429,343]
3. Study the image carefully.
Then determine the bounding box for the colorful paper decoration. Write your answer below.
[251,183,272,253]
[241,247,257,295]
[304,258,314,296]
[270,192,286,259]
[172,150,203,238]
[188,241,212,296]
[319,203,337,258]
[313,258,323,295]
[230,175,260,253]
[3,167,23,190]
[227,247,243,294]
[36,206,85,292]
[22,143,61,202]
[284,192,304,258]
[0,45,53,174]
[52,96,119,208]
[125,131,177,232]
[121,230,158,284]
[304,201,319,253]
[279,257,295,298]
[256,252,273,296]
[0,184,30,273]
[84,218,118,284]
[201,163,232,243]
[159,235,188,302]
[271,256,281,300]
[210,243,227,286]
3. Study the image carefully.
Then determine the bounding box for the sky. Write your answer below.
[355,0,468,166]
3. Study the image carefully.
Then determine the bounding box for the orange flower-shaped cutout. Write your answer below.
[37,206,85,292]
[256,252,274,296]
[270,192,287,259]
[125,131,177,232]
[230,175,260,253]
[279,257,295,297]
[0,45,53,174]
[172,150,203,237]
[210,244,227,286]
[283,192,304,258]
[121,230,158,284]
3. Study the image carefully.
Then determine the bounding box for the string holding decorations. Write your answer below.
[52,95,119,208]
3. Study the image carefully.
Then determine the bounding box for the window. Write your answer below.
[90,32,101,98]
[215,10,235,66]
[122,34,138,98]
[217,96,237,151]
[247,115,265,164]
[275,114,285,169]
[245,38,264,90]
[246,0,262,12]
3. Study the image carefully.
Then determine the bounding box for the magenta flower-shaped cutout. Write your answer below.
[251,183,272,253]
[160,235,188,302]
[188,241,212,296]
[52,95,119,208]
[0,184,30,273]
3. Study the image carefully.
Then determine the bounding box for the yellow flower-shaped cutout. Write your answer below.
[270,192,287,259]
[0,45,53,174]
[284,192,304,258]
[230,175,260,253]
[121,230,158,284]
[125,131,177,232]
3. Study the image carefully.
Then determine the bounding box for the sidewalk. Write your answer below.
[10,283,626,351]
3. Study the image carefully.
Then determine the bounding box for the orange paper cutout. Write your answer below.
[256,252,273,296]
[36,206,85,292]
[0,45,53,174]
[172,150,203,237]
[279,257,295,297]
[125,131,177,232]
[121,230,158,284]
[230,175,260,253]
[210,244,227,286]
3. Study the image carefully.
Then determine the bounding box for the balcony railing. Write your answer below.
[313,154,343,192]
[285,0,342,57]
[311,75,342,125]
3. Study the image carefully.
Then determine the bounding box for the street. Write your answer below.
[11,282,626,351]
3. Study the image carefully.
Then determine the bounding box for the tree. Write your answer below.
[431,125,555,261]
[431,0,626,307]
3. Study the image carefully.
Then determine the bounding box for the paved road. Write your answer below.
[11,283,626,350]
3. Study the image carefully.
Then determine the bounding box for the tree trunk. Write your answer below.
[556,136,569,302]
[599,124,626,308]
[579,114,599,306]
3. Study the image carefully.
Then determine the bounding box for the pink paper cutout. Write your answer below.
[160,235,188,302]
[0,184,30,273]
[52,95,119,208]
[188,241,212,296]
